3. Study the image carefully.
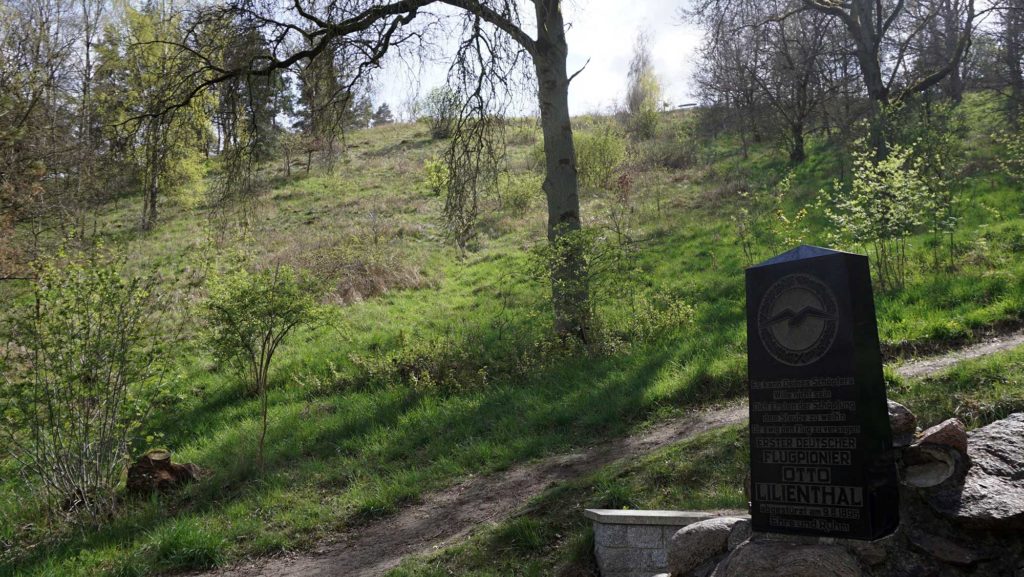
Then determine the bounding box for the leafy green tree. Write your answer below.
[95,4,211,229]
[625,30,662,140]
[204,265,321,469]
[821,141,929,291]
[423,86,461,140]
[0,244,170,522]
[372,103,395,126]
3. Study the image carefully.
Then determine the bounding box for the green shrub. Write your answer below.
[204,265,321,468]
[995,129,1024,182]
[820,141,929,291]
[889,102,967,270]
[528,126,627,190]
[423,158,449,196]
[498,171,541,212]
[506,120,538,146]
[423,87,461,140]
[631,107,660,140]
[733,174,807,266]
[622,292,695,342]
[575,126,627,190]
[347,331,487,394]
[0,243,170,522]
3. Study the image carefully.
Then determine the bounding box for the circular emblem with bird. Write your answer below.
[757,273,838,366]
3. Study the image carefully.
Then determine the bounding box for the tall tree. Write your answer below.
[0,0,83,270]
[796,0,977,156]
[625,30,662,139]
[691,0,978,157]
[690,0,845,163]
[372,102,395,125]
[96,2,209,230]
[1001,0,1024,127]
[693,24,767,157]
[183,0,590,338]
[208,18,292,161]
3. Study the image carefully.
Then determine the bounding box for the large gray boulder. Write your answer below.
[668,517,748,577]
[928,413,1024,529]
[711,541,862,577]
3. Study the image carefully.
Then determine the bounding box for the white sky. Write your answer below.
[377,0,704,118]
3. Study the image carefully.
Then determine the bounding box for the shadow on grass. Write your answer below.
[4,322,748,577]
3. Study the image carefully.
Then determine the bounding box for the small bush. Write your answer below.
[0,244,171,522]
[498,171,541,213]
[621,292,695,342]
[529,126,627,190]
[995,129,1024,182]
[423,158,450,196]
[506,120,539,146]
[310,242,429,304]
[631,107,660,140]
[423,87,461,140]
[204,264,321,468]
[347,332,488,394]
[575,126,627,190]
[820,141,929,291]
[644,113,701,169]
[733,174,807,266]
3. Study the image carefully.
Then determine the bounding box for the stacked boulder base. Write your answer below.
[666,409,1024,577]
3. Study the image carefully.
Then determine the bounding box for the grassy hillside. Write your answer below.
[2,93,1023,577]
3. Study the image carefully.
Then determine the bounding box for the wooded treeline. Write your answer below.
[688,0,1023,161]
[1,0,1022,326]
[0,0,394,278]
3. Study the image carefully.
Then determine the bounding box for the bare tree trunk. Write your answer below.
[851,38,890,158]
[534,0,589,340]
[790,122,806,164]
[943,0,965,103]
[144,168,159,231]
[142,123,162,231]
[1007,0,1024,128]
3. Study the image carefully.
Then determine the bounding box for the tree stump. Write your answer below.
[126,450,201,495]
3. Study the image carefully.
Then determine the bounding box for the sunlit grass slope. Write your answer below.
[2,93,1023,576]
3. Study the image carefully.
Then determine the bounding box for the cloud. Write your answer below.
[563,1,703,114]
[377,1,704,118]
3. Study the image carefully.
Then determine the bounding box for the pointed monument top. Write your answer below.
[749,245,856,269]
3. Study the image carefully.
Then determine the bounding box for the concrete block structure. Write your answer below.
[584,510,725,577]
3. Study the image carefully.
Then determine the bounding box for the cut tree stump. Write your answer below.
[126,450,201,495]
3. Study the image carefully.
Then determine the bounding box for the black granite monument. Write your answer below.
[746,245,899,540]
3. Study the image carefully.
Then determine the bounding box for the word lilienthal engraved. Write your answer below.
[746,246,899,541]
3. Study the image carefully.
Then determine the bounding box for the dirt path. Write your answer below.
[895,330,1024,379]
[189,404,747,577]
[190,332,1024,577]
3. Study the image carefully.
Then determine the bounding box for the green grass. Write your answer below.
[890,347,1024,430]
[387,424,749,577]
[1,95,1023,576]
[389,342,1024,576]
